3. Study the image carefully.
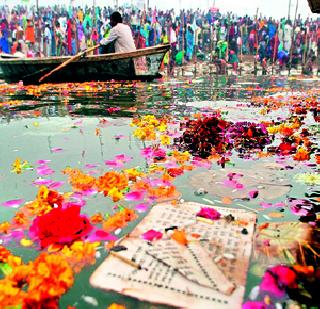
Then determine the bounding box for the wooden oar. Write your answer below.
[39,44,100,83]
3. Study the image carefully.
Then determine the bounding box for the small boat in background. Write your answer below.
[0,44,170,85]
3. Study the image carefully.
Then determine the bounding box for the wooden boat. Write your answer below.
[0,44,170,85]
[308,0,320,13]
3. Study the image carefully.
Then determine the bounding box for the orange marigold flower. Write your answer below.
[62,167,97,192]
[147,185,180,202]
[7,264,31,285]
[90,213,104,224]
[0,280,25,308]
[97,171,128,196]
[27,186,64,216]
[131,180,151,192]
[26,253,74,302]
[103,209,137,233]
[0,221,10,234]
[279,126,294,137]
[61,241,99,273]
[293,265,314,276]
[12,212,28,225]
[293,148,310,161]
[0,245,12,263]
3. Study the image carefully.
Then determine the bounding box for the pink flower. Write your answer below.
[249,190,259,199]
[140,147,153,158]
[104,154,132,168]
[36,159,51,165]
[242,301,268,309]
[85,164,99,169]
[125,191,145,201]
[260,265,297,298]
[51,147,63,153]
[104,160,124,168]
[135,203,150,213]
[141,147,166,159]
[191,158,212,168]
[33,179,53,186]
[87,229,117,242]
[141,229,163,241]
[290,206,309,216]
[2,199,24,208]
[114,154,132,162]
[259,202,285,209]
[152,148,167,159]
[196,207,221,220]
[36,166,55,176]
[48,181,65,190]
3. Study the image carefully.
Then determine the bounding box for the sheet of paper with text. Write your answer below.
[90,202,257,309]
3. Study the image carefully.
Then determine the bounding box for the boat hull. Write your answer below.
[0,45,170,85]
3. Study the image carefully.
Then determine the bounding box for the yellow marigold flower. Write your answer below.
[133,126,156,141]
[7,255,22,268]
[133,127,147,140]
[107,304,127,309]
[11,158,30,174]
[266,126,278,134]
[172,150,190,164]
[157,122,167,132]
[160,134,171,145]
[142,115,159,126]
[107,187,124,202]
[20,238,33,247]
[123,168,144,181]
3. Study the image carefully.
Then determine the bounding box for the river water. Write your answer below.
[0,75,319,308]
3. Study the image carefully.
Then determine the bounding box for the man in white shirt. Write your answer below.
[100,11,136,53]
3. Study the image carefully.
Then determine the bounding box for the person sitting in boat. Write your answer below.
[99,11,136,54]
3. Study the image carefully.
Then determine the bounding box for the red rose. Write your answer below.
[29,205,92,248]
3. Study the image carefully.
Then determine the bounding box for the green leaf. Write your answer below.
[118,205,125,212]
[0,263,13,275]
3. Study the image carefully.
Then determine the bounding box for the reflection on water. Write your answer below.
[1,75,318,122]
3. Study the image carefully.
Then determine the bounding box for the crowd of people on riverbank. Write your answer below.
[0,4,319,73]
